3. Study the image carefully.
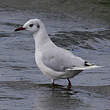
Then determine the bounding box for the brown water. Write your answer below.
[0,0,110,110]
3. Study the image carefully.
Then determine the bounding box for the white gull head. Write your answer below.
[15,19,45,34]
[15,19,49,47]
[23,19,44,33]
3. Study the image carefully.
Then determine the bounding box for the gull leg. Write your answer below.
[51,79,55,87]
[67,78,72,89]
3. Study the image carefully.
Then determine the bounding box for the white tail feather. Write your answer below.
[66,65,103,71]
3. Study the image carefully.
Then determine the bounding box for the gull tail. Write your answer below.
[66,65,103,71]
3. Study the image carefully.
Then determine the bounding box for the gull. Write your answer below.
[15,19,101,88]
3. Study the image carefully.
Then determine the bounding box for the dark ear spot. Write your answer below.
[37,24,40,28]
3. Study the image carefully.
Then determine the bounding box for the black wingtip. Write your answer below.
[85,61,93,66]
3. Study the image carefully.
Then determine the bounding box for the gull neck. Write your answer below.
[33,26,52,51]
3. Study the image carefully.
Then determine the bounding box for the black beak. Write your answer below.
[15,27,25,31]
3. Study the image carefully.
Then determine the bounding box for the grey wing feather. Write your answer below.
[42,47,85,72]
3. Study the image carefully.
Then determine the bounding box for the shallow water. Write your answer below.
[0,1,110,110]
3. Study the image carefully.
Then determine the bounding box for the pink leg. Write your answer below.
[51,79,55,87]
[67,78,72,89]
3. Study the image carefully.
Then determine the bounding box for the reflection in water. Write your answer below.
[28,83,110,110]
[35,88,79,110]
[0,81,110,110]
[33,84,110,110]
[34,85,83,110]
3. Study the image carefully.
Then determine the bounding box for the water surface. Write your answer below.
[0,1,110,110]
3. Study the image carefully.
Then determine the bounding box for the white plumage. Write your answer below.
[15,19,101,88]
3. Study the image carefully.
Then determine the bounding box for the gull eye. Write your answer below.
[29,24,33,27]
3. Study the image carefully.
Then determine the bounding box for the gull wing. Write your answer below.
[42,47,85,72]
